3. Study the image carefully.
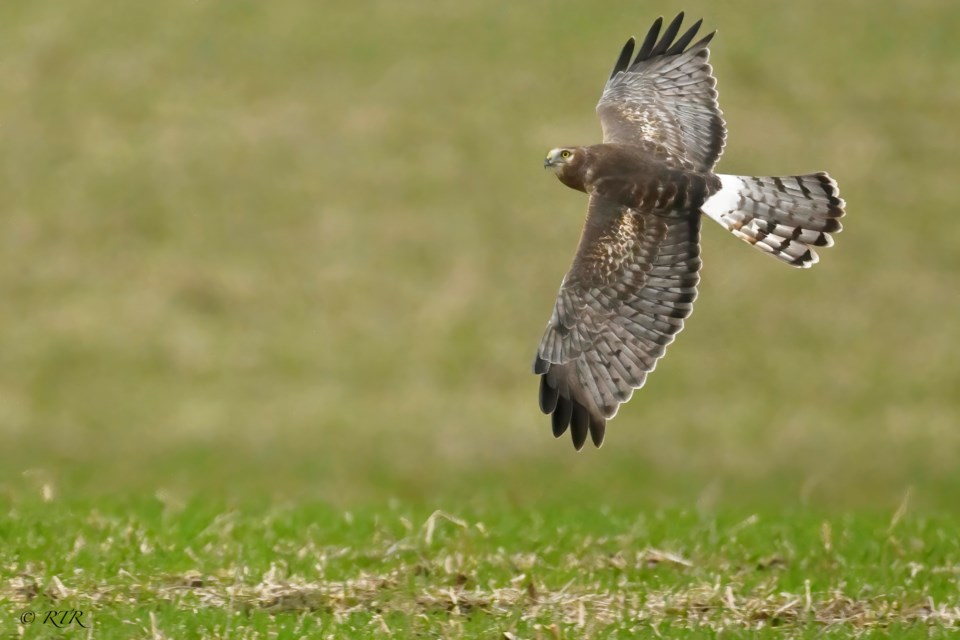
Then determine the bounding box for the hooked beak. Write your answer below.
[544,149,565,169]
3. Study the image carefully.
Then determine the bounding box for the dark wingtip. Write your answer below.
[533,354,550,374]
[691,30,716,51]
[610,37,635,79]
[649,12,685,57]
[539,367,609,450]
[635,16,663,62]
[552,395,573,438]
[631,14,711,66]
[589,415,606,448]
[570,402,590,451]
[539,376,559,414]
[665,18,703,55]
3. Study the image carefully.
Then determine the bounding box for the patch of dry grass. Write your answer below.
[3,506,959,637]
[7,566,959,636]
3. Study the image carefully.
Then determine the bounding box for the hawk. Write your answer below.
[534,13,845,450]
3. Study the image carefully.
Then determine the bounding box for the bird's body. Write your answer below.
[550,143,719,214]
[535,13,846,450]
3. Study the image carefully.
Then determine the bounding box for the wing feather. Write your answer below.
[534,196,702,448]
[634,17,663,62]
[597,13,725,171]
[666,19,704,56]
[648,12,685,57]
[609,37,636,79]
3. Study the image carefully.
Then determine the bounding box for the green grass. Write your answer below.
[3,500,960,638]
[1,0,958,636]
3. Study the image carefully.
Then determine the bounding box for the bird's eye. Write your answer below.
[561,150,572,159]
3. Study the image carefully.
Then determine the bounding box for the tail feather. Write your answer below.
[701,173,845,268]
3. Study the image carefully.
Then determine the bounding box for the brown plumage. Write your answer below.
[535,13,846,450]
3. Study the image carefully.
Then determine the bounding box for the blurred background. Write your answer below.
[0,0,957,510]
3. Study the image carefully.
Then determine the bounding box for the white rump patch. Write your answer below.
[701,174,744,226]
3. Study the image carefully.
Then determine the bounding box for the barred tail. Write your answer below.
[700,173,845,268]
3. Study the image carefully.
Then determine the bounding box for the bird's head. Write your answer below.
[544,147,588,191]
[543,147,580,172]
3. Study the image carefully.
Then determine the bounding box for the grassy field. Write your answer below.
[3,501,960,637]
[1,0,959,636]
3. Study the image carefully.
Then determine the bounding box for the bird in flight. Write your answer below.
[534,13,845,450]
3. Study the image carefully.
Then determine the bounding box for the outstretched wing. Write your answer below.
[597,12,726,171]
[533,196,702,450]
